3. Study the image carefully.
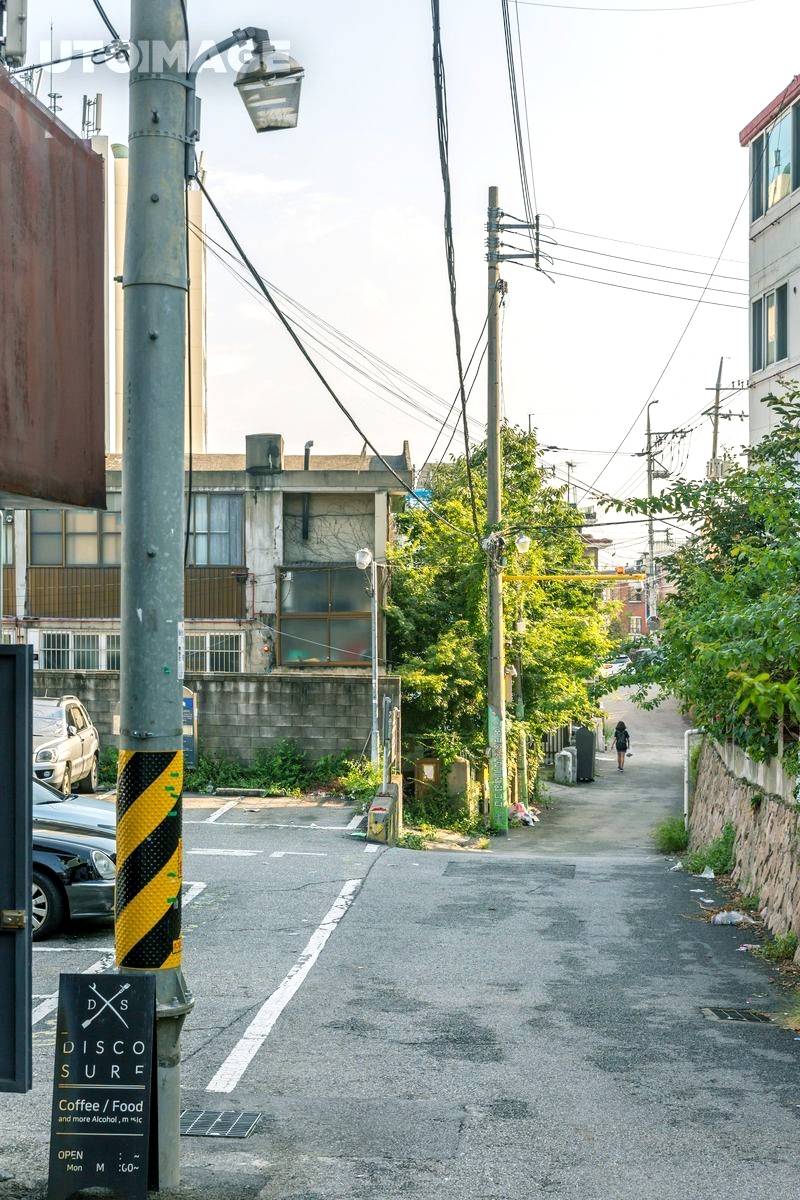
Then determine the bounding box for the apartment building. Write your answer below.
[740,75,800,443]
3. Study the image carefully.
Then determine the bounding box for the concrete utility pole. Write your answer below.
[486,185,508,833]
[116,0,192,1187]
[711,356,723,462]
[645,400,658,630]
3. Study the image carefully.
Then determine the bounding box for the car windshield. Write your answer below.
[33,702,65,738]
[32,778,66,806]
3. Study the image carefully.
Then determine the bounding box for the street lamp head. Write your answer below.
[355,548,373,571]
[515,533,531,555]
[235,34,304,132]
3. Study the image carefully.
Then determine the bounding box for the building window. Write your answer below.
[30,511,64,566]
[183,632,242,673]
[30,497,122,567]
[752,107,800,221]
[106,634,120,671]
[629,616,643,635]
[72,634,100,671]
[36,631,121,671]
[277,566,372,666]
[40,632,70,669]
[752,283,788,371]
[188,495,244,566]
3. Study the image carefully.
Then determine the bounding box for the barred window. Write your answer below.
[36,631,120,671]
[106,634,121,671]
[184,632,242,673]
[40,632,70,669]
[73,634,100,671]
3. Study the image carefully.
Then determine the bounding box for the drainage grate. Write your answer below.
[701,1007,773,1024]
[180,1109,263,1138]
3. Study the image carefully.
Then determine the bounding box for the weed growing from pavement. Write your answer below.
[758,931,799,962]
[685,822,736,876]
[654,816,689,854]
[738,893,761,912]
[95,741,381,803]
[398,831,427,851]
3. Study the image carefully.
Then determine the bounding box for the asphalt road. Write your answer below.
[2,695,799,1198]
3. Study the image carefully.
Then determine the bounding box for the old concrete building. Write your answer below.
[0,436,412,759]
[740,76,800,443]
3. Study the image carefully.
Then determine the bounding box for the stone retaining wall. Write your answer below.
[691,739,800,959]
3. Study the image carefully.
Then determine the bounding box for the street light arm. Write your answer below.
[185,28,272,177]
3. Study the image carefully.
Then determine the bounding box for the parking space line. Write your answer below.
[206,878,362,1094]
[269,851,327,859]
[187,849,258,857]
[182,881,208,907]
[204,800,239,824]
[31,955,111,1026]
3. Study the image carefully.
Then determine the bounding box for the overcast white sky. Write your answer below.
[23,0,800,558]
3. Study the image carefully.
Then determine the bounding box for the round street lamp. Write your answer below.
[515,533,531,555]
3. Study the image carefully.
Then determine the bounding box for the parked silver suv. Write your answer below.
[33,696,100,795]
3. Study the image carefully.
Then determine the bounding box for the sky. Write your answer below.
[19,0,800,561]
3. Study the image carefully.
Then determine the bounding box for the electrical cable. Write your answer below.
[513,2,538,216]
[435,344,489,468]
[501,0,537,247]
[545,240,747,282]
[510,247,748,295]
[90,0,129,60]
[509,260,747,309]
[194,175,463,535]
[192,219,485,436]
[430,0,481,539]
[420,317,490,473]
[549,224,745,265]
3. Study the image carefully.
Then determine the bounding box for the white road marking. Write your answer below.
[187,849,258,857]
[364,845,380,854]
[269,851,327,859]
[184,820,352,831]
[204,800,239,824]
[31,954,112,1026]
[346,811,365,831]
[33,945,114,953]
[206,878,363,1093]
[182,880,208,907]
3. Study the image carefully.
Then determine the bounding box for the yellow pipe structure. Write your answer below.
[505,573,646,583]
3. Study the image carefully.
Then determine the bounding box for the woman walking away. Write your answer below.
[614,721,630,772]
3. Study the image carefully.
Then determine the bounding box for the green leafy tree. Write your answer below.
[620,390,800,765]
[386,427,611,768]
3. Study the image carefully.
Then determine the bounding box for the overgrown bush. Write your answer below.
[97,747,119,788]
[404,782,485,836]
[685,822,736,875]
[653,816,688,854]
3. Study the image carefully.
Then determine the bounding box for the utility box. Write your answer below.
[574,725,596,782]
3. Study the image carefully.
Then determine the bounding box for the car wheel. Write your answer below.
[77,755,99,794]
[31,871,65,940]
[60,765,72,796]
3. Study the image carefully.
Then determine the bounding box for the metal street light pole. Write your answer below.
[116,2,192,1186]
[645,400,659,630]
[356,548,380,765]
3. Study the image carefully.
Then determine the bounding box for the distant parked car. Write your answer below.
[601,657,630,679]
[32,777,115,835]
[32,819,116,939]
[33,696,100,796]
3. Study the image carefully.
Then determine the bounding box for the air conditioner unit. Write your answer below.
[246,433,284,475]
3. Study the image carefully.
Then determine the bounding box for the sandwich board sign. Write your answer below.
[47,973,156,1199]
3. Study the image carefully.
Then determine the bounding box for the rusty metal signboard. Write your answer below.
[47,973,157,1200]
[0,69,106,510]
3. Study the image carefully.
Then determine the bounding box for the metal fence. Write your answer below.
[542,724,572,767]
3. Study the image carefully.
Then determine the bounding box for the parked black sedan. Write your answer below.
[32,820,116,939]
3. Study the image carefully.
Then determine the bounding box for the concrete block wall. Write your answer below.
[691,739,800,961]
[33,670,401,762]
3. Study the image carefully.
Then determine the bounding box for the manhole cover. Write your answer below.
[701,1007,773,1024]
[180,1109,263,1138]
[444,860,575,878]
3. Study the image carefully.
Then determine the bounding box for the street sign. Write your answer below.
[47,973,157,1200]
[0,645,32,1094]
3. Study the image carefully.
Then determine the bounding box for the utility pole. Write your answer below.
[711,356,723,462]
[645,401,658,631]
[486,185,508,833]
[565,460,576,506]
[116,1,192,1187]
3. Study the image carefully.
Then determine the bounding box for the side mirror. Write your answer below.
[68,725,77,737]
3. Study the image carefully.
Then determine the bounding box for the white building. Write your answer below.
[740,75,800,443]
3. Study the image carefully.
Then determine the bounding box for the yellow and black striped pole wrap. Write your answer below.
[115,750,183,970]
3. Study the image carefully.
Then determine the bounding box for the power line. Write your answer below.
[501,0,537,242]
[420,318,490,473]
[194,222,484,439]
[435,344,489,468]
[194,175,462,535]
[514,0,755,11]
[509,260,747,309]
[546,240,747,282]
[513,1,538,215]
[549,223,746,265]
[90,0,129,60]
[430,0,481,539]
[536,251,747,296]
